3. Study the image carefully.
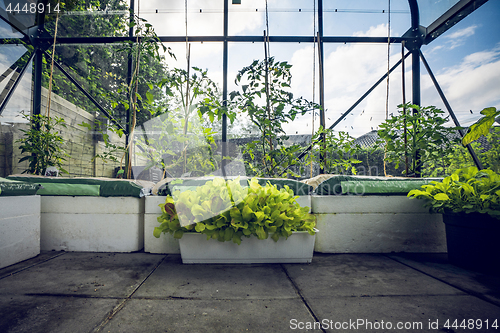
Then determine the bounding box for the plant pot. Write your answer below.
[178,232,315,264]
[443,212,500,273]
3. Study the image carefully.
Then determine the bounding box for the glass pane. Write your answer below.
[42,62,126,178]
[420,0,500,122]
[52,43,130,127]
[0,48,32,123]
[323,43,405,138]
[131,41,224,179]
[138,0,223,36]
[323,0,410,36]
[0,14,25,37]
[45,1,129,38]
[418,0,461,27]
[265,0,315,36]
[0,0,38,33]
[229,0,266,36]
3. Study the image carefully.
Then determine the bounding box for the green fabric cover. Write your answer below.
[6,176,144,197]
[158,177,312,196]
[314,175,442,195]
[36,183,101,196]
[340,180,435,195]
[0,177,41,196]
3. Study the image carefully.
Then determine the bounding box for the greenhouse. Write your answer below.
[0,0,499,332]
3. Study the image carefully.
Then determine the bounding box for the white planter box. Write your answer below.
[179,232,315,264]
[144,195,311,254]
[0,195,41,269]
[312,195,446,253]
[41,196,144,252]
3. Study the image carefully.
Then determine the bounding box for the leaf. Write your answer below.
[433,193,450,201]
[195,223,206,232]
[462,107,499,146]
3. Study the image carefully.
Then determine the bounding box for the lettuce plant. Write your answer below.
[154,177,317,244]
[407,167,500,219]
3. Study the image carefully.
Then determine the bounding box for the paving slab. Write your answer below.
[302,295,500,333]
[0,294,118,333]
[0,251,64,279]
[0,252,164,298]
[134,254,299,300]
[283,254,464,298]
[388,253,500,306]
[0,251,499,333]
[101,298,315,333]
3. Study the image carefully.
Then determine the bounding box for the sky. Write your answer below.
[1,0,499,138]
[138,0,500,138]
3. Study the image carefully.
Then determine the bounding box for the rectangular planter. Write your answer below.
[312,195,446,253]
[179,232,315,264]
[41,196,144,252]
[0,195,41,269]
[145,195,311,254]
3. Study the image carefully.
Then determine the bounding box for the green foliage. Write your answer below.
[133,66,221,177]
[423,127,500,177]
[408,167,500,219]
[135,114,219,177]
[154,177,317,244]
[229,57,318,177]
[47,0,174,129]
[306,127,362,175]
[462,107,500,146]
[377,103,462,177]
[16,113,69,175]
[79,120,127,164]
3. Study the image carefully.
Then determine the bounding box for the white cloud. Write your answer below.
[445,25,477,40]
[422,44,500,113]
[284,23,405,137]
[284,26,500,138]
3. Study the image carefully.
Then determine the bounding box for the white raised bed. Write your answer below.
[179,232,315,264]
[312,195,446,253]
[144,195,311,254]
[40,196,144,252]
[0,195,41,269]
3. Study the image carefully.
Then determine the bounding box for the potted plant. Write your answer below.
[408,167,500,273]
[153,177,317,263]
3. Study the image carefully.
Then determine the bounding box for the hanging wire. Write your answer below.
[383,0,391,176]
[402,40,409,175]
[265,0,270,57]
[185,0,189,56]
[310,0,317,178]
[45,5,60,118]
[385,0,391,121]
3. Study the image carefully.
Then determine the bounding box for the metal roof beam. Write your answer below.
[45,36,408,45]
[424,0,489,45]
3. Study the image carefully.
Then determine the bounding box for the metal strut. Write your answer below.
[419,50,483,170]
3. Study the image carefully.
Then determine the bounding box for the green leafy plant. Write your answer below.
[154,177,317,244]
[228,57,318,178]
[306,127,362,175]
[377,103,462,177]
[17,112,69,175]
[462,107,500,146]
[407,166,500,219]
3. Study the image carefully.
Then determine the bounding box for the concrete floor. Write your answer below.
[0,252,499,333]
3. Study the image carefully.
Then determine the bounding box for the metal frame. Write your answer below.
[0,0,489,175]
